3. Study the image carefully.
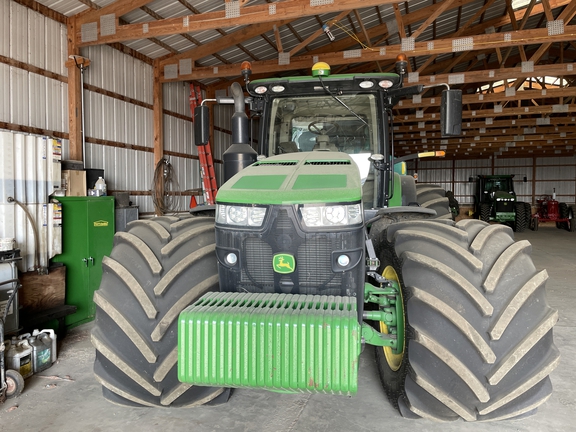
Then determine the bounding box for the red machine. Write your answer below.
[530,194,575,231]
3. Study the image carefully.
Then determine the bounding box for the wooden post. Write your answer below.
[152,60,164,215]
[66,17,83,162]
[153,60,164,166]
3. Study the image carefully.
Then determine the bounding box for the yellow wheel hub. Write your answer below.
[379,266,405,371]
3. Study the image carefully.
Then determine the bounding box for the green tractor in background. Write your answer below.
[474,175,531,232]
[91,58,558,421]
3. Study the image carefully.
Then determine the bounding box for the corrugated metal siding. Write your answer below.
[535,157,576,202]
[408,156,576,205]
[0,1,68,132]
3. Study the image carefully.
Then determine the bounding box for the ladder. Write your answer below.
[190,84,218,206]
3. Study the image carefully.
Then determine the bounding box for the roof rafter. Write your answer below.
[163,26,576,82]
[75,0,401,47]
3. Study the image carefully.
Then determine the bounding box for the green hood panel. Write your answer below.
[217,152,362,205]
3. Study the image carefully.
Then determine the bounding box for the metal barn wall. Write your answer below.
[162,82,201,210]
[1,1,204,215]
[408,156,576,205]
[0,0,69,148]
[81,44,158,213]
[82,59,202,214]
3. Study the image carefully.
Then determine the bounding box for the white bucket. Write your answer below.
[0,238,16,251]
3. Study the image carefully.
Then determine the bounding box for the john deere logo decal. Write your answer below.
[273,253,295,274]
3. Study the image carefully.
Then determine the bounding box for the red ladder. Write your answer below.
[190,84,218,206]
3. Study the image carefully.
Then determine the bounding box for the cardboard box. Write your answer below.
[62,169,86,196]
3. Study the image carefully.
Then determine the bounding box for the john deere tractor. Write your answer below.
[474,175,531,232]
[91,59,558,421]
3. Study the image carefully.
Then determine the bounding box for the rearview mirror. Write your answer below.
[194,105,210,146]
[441,89,462,137]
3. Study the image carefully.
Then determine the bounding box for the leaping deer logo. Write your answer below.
[273,254,295,273]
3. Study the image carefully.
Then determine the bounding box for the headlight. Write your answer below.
[300,204,362,227]
[216,204,267,227]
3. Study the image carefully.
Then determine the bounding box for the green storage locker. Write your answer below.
[52,196,115,327]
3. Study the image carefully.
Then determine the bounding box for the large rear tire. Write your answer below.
[374,219,559,421]
[92,216,229,407]
[415,184,451,219]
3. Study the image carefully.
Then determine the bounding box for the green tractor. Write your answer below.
[91,59,558,421]
[474,175,531,232]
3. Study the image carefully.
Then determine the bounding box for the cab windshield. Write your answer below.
[267,93,378,156]
[266,93,379,208]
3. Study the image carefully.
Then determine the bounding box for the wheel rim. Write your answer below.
[6,376,17,396]
[379,266,405,371]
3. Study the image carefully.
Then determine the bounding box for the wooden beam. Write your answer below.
[528,1,576,63]
[399,87,576,109]
[76,0,400,47]
[411,0,457,40]
[66,17,83,162]
[157,20,295,67]
[541,0,555,21]
[288,0,570,61]
[352,9,382,71]
[153,60,164,167]
[77,0,154,25]
[393,4,411,72]
[397,104,576,123]
[504,0,527,62]
[353,9,371,46]
[165,26,576,81]
[501,0,536,64]
[273,24,283,53]
[12,0,67,24]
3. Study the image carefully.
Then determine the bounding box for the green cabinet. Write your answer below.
[52,196,115,327]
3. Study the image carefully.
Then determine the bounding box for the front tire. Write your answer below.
[480,204,491,223]
[374,219,558,421]
[92,216,229,407]
[557,203,569,230]
[514,202,527,232]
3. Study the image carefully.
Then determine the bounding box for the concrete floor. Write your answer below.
[3,224,575,432]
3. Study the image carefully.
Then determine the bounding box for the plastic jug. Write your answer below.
[6,339,33,379]
[95,177,107,196]
[34,329,57,363]
[29,335,51,373]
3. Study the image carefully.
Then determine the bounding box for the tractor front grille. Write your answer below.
[216,206,363,297]
[495,201,514,213]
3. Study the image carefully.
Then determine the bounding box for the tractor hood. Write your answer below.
[216,152,362,205]
[493,190,516,201]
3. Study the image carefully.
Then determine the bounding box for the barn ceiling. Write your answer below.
[31,0,576,159]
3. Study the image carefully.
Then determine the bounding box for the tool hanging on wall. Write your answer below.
[190,85,218,206]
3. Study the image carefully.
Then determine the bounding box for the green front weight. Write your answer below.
[178,292,361,395]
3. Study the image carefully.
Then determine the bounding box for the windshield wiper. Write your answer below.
[318,76,369,127]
